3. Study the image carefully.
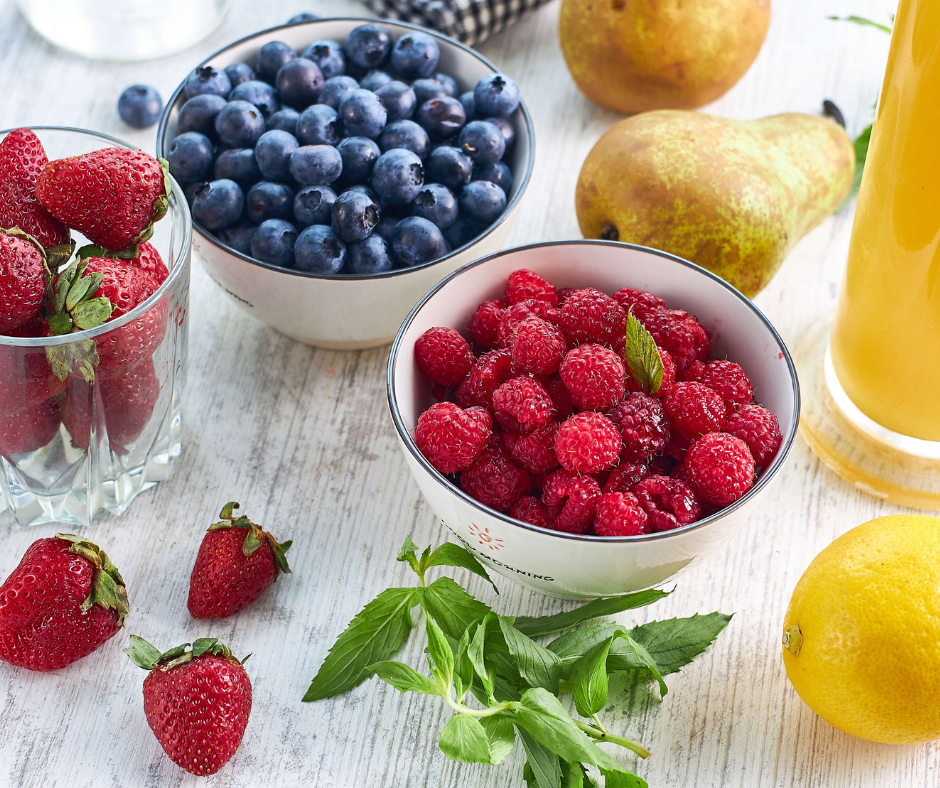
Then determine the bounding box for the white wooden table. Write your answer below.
[0,1,923,786]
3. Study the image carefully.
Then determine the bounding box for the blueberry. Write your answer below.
[458,180,506,224]
[254,130,299,182]
[374,214,400,241]
[246,181,295,223]
[288,12,319,23]
[214,148,262,187]
[391,216,449,266]
[318,75,359,110]
[411,78,449,106]
[432,73,459,97]
[338,89,387,139]
[251,218,298,267]
[183,66,231,100]
[332,139,377,186]
[256,41,297,83]
[179,94,227,139]
[359,70,394,91]
[294,225,346,273]
[297,104,342,146]
[473,161,512,193]
[215,100,266,147]
[224,63,256,89]
[372,148,424,205]
[374,81,417,122]
[457,120,505,165]
[275,58,325,109]
[266,108,301,136]
[378,120,430,159]
[293,185,337,227]
[166,132,214,184]
[345,24,392,69]
[425,146,472,191]
[347,234,393,274]
[118,85,163,128]
[458,91,477,121]
[415,97,466,141]
[184,180,208,208]
[218,221,256,255]
[443,216,485,249]
[344,183,385,211]
[192,179,244,231]
[301,39,346,80]
[484,116,515,153]
[474,73,520,117]
[290,145,343,185]
[390,32,440,79]
[230,81,281,119]
[410,183,458,229]
[330,189,381,243]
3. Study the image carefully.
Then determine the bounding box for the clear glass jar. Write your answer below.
[0,127,191,527]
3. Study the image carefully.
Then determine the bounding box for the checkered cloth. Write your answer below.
[363,0,552,45]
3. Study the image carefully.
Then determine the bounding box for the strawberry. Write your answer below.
[0,128,70,249]
[188,502,292,619]
[0,534,128,670]
[36,147,170,253]
[125,635,252,776]
[133,241,169,288]
[0,229,48,334]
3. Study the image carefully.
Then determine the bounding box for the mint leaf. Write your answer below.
[453,626,474,701]
[426,616,455,689]
[547,623,627,660]
[608,613,732,676]
[418,576,492,640]
[303,587,418,701]
[514,590,669,638]
[602,769,649,788]
[468,614,497,698]
[624,310,664,395]
[518,728,563,788]
[439,714,492,764]
[827,14,892,33]
[480,715,516,765]
[426,541,499,593]
[618,634,667,696]
[499,617,562,693]
[367,660,443,696]
[397,535,421,567]
[561,762,586,788]
[570,636,615,717]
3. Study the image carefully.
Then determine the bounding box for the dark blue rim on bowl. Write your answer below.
[155,16,536,282]
[387,239,802,543]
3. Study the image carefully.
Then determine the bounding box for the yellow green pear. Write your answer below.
[575,111,855,297]
[559,0,771,114]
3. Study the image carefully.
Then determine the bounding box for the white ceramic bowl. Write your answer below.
[157,18,534,350]
[388,241,800,598]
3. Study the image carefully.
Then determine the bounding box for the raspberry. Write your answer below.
[559,344,626,411]
[460,445,531,511]
[684,432,755,506]
[545,377,574,421]
[603,461,650,494]
[509,495,554,529]
[414,402,492,474]
[625,348,676,398]
[557,288,626,347]
[469,299,505,349]
[431,383,447,401]
[639,308,710,372]
[498,299,558,348]
[606,392,670,463]
[633,475,701,531]
[663,431,691,461]
[648,454,676,476]
[505,269,558,306]
[414,326,475,386]
[724,404,781,467]
[613,288,666,318]
[492,377,554,434]
[554,412,621,474]
[678,359,705,383]
[699,360,754,406]
[662,382,726,439]
[510,317,567,376]
[457,349,512,409]
[594,492,648,536]
[542,469,601,534]
[557,288,579,305]
[508,421,560,473]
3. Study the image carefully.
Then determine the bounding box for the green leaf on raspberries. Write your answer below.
[426,615,455,689]
[418,576,492,641]
[439,714,492,764]
[616,633,667,697]
[426,541,499,593]
[499,616,562,693]
[625,310,665,395]
[302,587,418,701]
[570,636,615,717]
[518,728,563,788]
[480,715,516,765]
[514,590,670,638]
[606,613,732,677]
[367,660,443,696]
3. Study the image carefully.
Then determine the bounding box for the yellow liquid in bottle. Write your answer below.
[830,0,940,441]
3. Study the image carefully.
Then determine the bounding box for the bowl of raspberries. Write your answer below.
[388,240,799,598]
[158,18,533,350]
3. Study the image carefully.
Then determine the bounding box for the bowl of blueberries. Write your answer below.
[158,17,534,349]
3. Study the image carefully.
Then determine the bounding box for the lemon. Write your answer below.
[781,514,940,744]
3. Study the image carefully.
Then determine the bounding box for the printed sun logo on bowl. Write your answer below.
[469,522,504,551]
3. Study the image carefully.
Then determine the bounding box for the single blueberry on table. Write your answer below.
[457,120,506,165]
[459,91,477,121]
[266,108,301,136]
[224,62,256,88]
[344,24,392,69]
[293,184,337,227]
[411,183,458,229]
[344,183,385,211]
[411,78,449,107]
[374,81,417,122]
[178,94,227,139]
[443,216,484,249]
[251,218,298,267]
[474,73,520,117]
[391,216,449,266]
[192,179,244,231]
[318,75,359,111]
[276,58,325,109]
[331,189,381,243]
[288,12,320,23]
[339,89,387,139]
[184,180,208,208]
[183,66,231,100]
[372,148,424,205]
[166,131,215,184]
[359,70,394,91]
[294,224,346,273]
[390,32,440,80]
[301,40,346,80]
[484,116,515,153]
[347,233,393,274]
[415,97,466,141]
[425,146,473,191]
[230,80,281,119]
[336,137,381,184]
[118,85,162,128]
[458,180,507,224]
[290,145,343,185]
[432,73,459,97]
[215,100,266,148]
[378,120,430,159]
[374,214,400,241]
[297,103,342,146]
[218,221,256,255]
[246,181,295,223]
[254,130,299,182]
[256,41,297,83]
[214,148,262,188]
[473,161,512,194]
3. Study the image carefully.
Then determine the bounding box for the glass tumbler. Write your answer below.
[0,127,191,527]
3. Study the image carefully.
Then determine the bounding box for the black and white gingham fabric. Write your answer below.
[363,0,552,45]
